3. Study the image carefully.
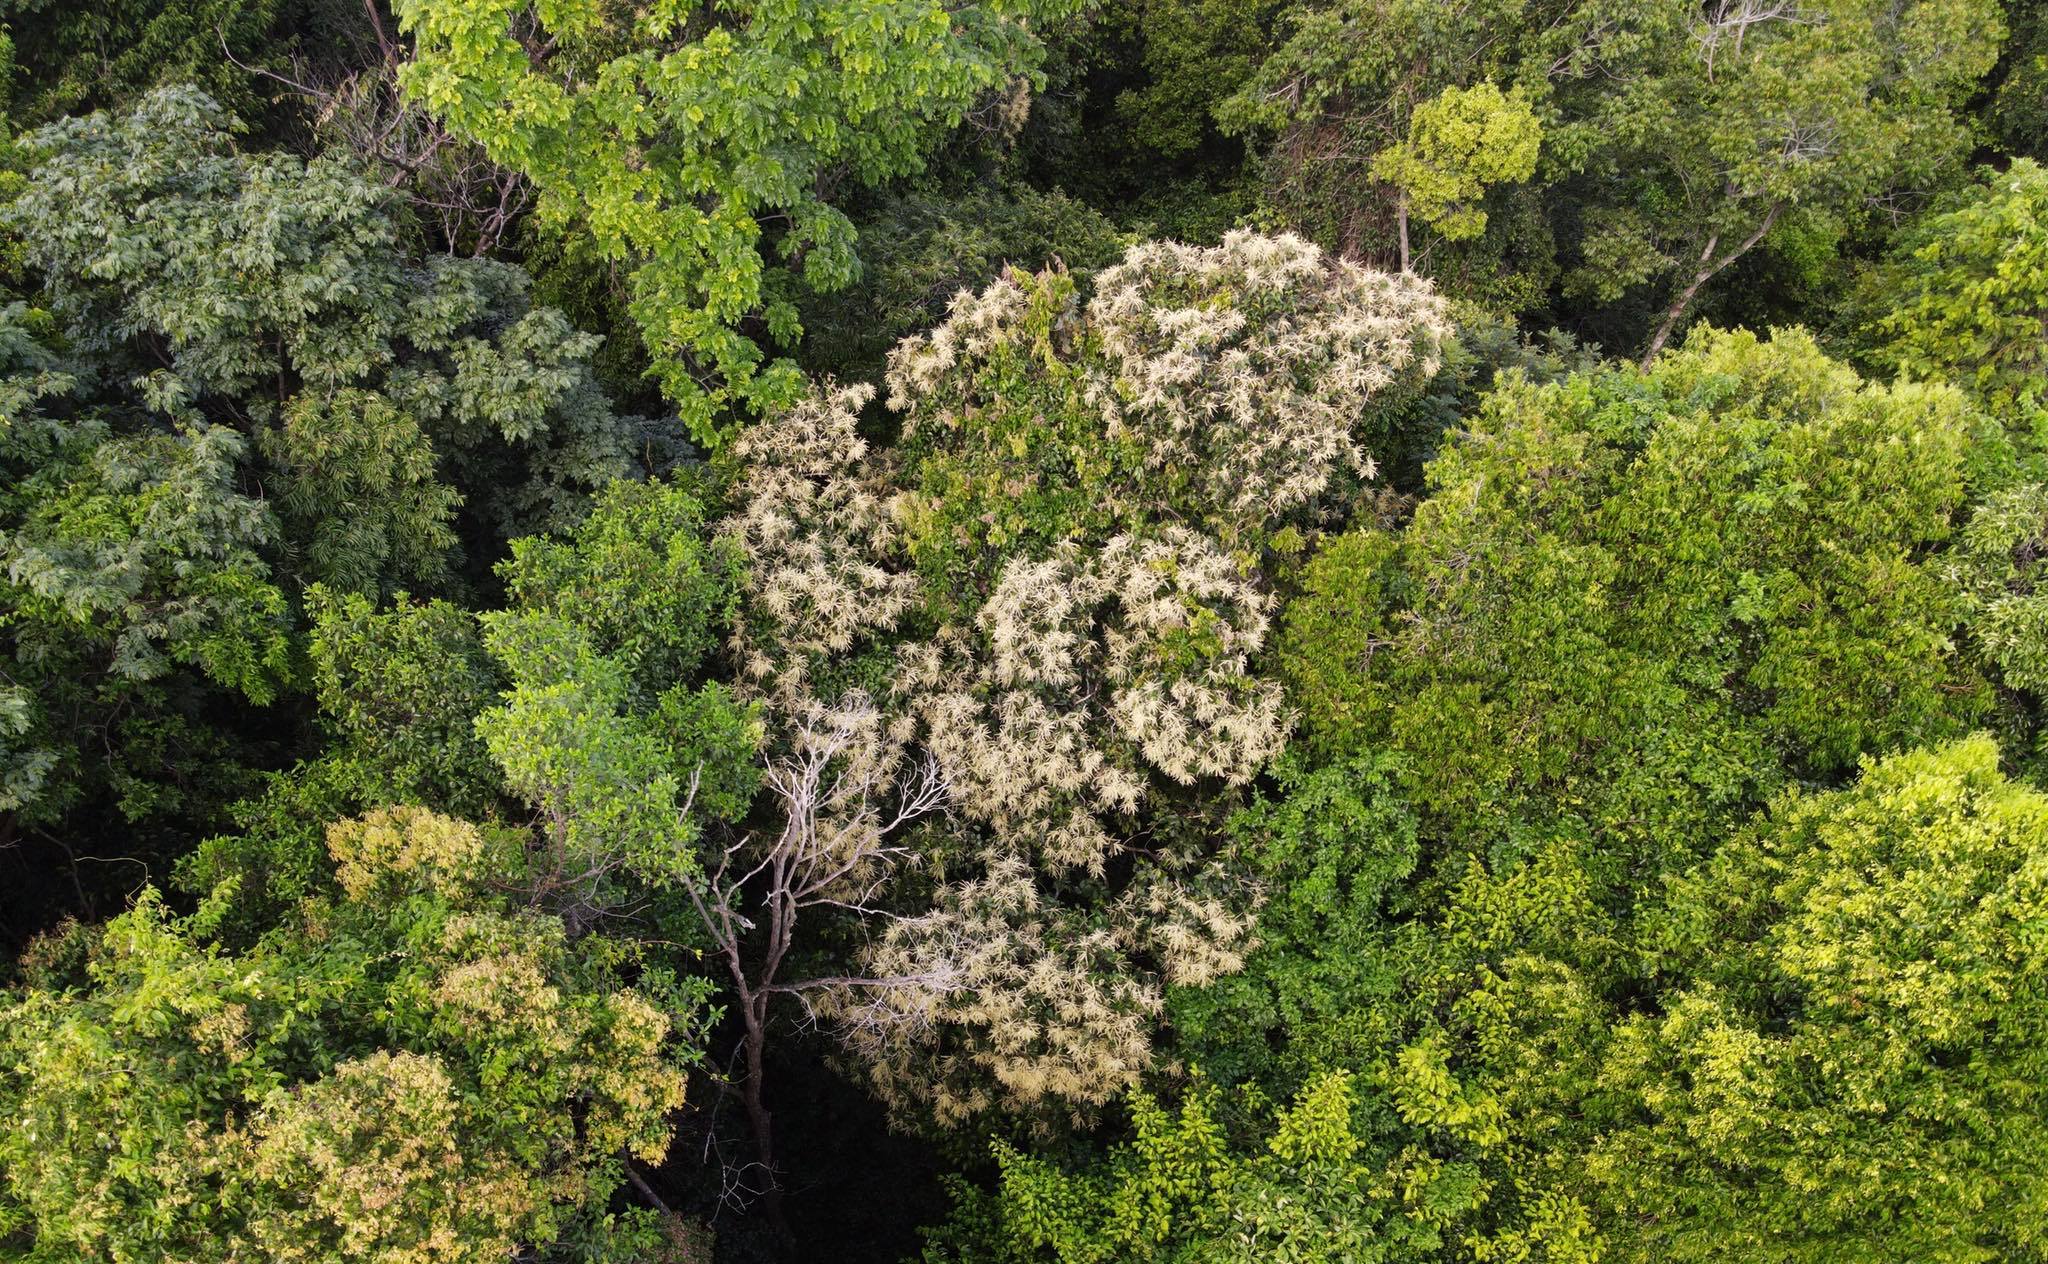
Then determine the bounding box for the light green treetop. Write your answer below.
[1372,82,1540,261]
[1597,735,2048,1261]
[396,0,1085,444]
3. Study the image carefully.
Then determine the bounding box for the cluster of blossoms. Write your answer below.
[721,383,917,701]
[824,530,1280,1123]
[896,527,1290,875]
[883,230,1451,547]
[713,233,1442,1132]
[1086,231,1450,535]
[829,854,1256,1128]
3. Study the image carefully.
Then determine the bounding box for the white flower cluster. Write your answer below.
[830,857,1155,1128]
[831,855,1258,1127]
[1087,231,1450,534]
[882,269,1043,415]
[722,383,917,699]
[882,230,1451,542]
[897,527,1290,876]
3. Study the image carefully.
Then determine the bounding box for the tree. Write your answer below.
[922,1072,1480,1263]
[1215,0,2001,351]
[0,316,294,827]
[761,238,1442,1131]
[395,0,1087,443]
[1593,736,2048,1261]
[1280,326,1989,884]
[476,475,755,935]
[919,748,1616,1262]
[832,527,1278,1127]
[0,0,293,127]
[0,806,703,1262]
[1372,83,1541,271]
[7,86,645,594]
[1982,0,2048,161]
[931,737,2048,1262]
[883,231,1450,610]
[0,86,650,848]
[1219,0,1555,268]
[1595,0,2002,361]
[1859,158,2048,443]
[172,584,507,932]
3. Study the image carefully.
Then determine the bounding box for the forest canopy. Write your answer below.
[2,2,2046,1262]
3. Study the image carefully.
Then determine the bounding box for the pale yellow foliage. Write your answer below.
[233,919,687,1264]
[247,1051,532,1264]
[328,806,487,901]
[424,911,688,1164]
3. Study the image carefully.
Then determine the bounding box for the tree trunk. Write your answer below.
[737,999,792,1249]
[1396,191,1412,273]
[1641,202,1784,367]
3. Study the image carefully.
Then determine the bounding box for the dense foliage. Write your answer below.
[3,2,2046,1262]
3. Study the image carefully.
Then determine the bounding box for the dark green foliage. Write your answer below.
[1373,301,1600,491]
[3,5,2047,1260]
[0,306,293,826]
[0,85,648,850]
[1166,753,1419,1088]
[8,86,641,593]
[800,182,1133,385]
[0,0,293,127]
[1985,0,2048,160]
[174,586,504,927]
[1854,158,2048,447]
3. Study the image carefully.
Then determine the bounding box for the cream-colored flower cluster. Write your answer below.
[831,855,1257,1128]
[722,266,1370,1131]
[723,383,916,699]
[897,527,1290,875]
[825,531,1277,1125]
[1087,231,1449,535]
[883,230,1451,543]
[882,269,1042,414]
[831,857,1159,1128]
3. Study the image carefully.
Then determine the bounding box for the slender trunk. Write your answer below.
[1643,244,1715,365]
[1396,192,1412,273]
[737,991,798,1253]
[624,1158,678,1220]
[1641,202,1784,367]
[741,1013,775,1185]
[738,994,794,1254]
